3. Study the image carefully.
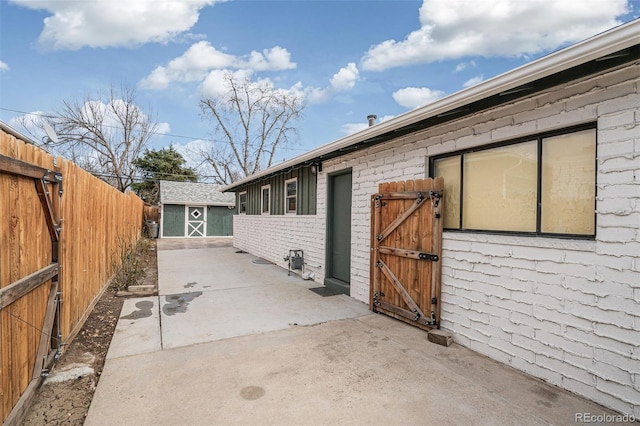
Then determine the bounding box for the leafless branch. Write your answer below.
[42,84,159,191]
[199,73,304,185]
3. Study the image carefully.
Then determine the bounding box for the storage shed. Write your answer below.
[223,20,640,418]
[159,180,235,238]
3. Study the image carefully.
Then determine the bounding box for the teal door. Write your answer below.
[325,171,352,295]
[162,204,186,237]
[207,206,234,236]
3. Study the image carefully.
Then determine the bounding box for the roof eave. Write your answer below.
[222,19,640,193]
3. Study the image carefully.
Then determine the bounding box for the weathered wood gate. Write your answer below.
[0,153,63,425]
[370,178,444,331]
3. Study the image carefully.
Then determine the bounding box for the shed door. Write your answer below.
[187,206,206,237]
[371,178,444,330]
[207,206,234,236]
[163,204,186,237]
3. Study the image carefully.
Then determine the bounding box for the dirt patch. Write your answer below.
[20,238,158,426]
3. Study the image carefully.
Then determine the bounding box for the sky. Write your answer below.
[1,0,639,170]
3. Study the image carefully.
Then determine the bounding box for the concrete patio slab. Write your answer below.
[86,238,620,426]
[106,296,161,359]
[159,282,371,349]
[156,242,370,350]
[87,313,615,426]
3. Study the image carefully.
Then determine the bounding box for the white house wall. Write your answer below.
[233,61,640,416]
[233,215,326,280]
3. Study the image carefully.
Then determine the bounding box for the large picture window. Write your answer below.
[432,125,596,237]
[285,178,297,214]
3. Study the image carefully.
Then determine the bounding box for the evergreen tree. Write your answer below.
[132,146,198,204]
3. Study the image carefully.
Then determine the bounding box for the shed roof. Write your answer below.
[222,19,640,193]
[159,181,235,206]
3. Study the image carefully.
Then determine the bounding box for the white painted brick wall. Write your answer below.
[233,214,326,283]
[232,62,640,416]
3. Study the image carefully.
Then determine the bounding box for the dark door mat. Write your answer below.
[309,286,342,297]
[252,258,273,264]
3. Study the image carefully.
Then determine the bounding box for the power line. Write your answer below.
[0,107,309,152]
[91,171,220,182]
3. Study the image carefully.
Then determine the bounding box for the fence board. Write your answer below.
[1,126,145,424]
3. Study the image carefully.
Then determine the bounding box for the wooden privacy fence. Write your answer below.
[0,125,145,425]
[143,204,159,223]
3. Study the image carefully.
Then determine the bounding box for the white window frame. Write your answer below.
[239,191,247,215]
[284,178,298,215]
[261,184,270,215]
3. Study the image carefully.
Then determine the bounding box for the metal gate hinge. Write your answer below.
[430,191,441,208]
[412,309,421,321]
[418,252,439,262]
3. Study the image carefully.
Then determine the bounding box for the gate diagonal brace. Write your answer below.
[34,178,60,242]
[376,260,428,322]
[375,197,424,244]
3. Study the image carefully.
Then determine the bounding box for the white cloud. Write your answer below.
[155,49,357,110]
[305,87,330,104]
[9,0,221,50]
[340,114,395,136]
[329,63,359,91]
[199,69,256,98]
[341,122,368,135]
[140,42,296,90]
[140,41,237,90]
[171,139,215,170]
[10,104,170,144]
[155,122,171,135]
[463,75,484,88]
[0,60,9,72]
[361,0,629,71]
[454,60,476,73]
[302,63,360,105]
[241,46,297,71]
[392,87,445,109]
[199,70,311,117]
[73,100,171,142]
[8,111,49,140]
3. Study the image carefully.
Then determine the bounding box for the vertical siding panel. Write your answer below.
[309,170,317,215]
[273,174,283,215]
[233,166,318,216]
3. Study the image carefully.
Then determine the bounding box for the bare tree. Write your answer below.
[199,73,304,184]
[41,85,159,192]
